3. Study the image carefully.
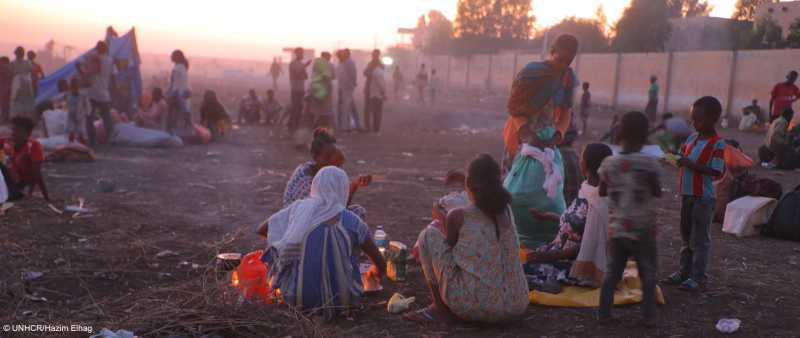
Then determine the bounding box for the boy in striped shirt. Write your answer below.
[663,96,725,292]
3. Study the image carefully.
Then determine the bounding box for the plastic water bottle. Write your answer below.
[374,226,388,250]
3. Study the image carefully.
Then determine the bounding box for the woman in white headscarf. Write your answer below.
[257,166,385,319]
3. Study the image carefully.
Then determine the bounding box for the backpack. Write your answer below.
[763,185,800,241]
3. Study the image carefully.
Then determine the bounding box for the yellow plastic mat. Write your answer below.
[530,262,666,307]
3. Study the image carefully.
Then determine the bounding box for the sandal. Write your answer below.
[660,272,685,285]
[678,278,702,292]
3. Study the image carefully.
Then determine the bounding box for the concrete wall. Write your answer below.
[392,48,800,117]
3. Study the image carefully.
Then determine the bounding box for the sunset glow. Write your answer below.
[0,0,737,60]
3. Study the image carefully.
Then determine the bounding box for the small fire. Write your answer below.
[231,271,240,287]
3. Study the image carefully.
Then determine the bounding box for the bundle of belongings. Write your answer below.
[528,261,666,308]
[761,185,800,242]
[38,110,95,162]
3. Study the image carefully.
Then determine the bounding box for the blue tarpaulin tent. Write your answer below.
[35,28,142,106]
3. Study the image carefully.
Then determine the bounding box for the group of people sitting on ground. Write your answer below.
[251,35,736,328]
[237,89,283,126]
[1,116,50,202]
[761,107,800,169]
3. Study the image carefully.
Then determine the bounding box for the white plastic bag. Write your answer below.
[722,196,778,237]
[43,109,68,136]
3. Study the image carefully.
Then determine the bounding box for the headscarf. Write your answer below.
[504,62,577,157]
[267,166,350,252]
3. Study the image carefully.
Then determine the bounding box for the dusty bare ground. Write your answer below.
[1,89,799,338]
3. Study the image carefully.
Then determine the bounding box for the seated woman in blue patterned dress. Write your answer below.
[525,143,613,287]
[283,128,371,219]
[258,166,386,319]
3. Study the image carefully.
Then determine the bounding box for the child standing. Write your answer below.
[663,97,725,291]
[65,78,90,144]
[597,111,662,326]
[580,82,591,136]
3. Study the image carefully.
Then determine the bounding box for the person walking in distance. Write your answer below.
[579,82,591,136]
[416,63,429,105]
[336,49,361,132]
[270,57,283,90]
[363,49,381,131]
[393,66,404,100]
[429,69,440,106]
[645,76,659,122]
[289,47,311,135]
[367,56,386,133]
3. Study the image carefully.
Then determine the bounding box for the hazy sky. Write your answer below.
[0,0,737,60]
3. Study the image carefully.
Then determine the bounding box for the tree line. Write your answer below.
[409,0,799,56]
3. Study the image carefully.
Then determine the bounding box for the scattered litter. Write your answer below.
[21,271,44,281]
[54,258,66,265]
[24,294,48,302]
[47,204,63,215]
[357,160,367,165]
[188,183,217,190]
[401,152,414,157]
[0,202,13,215]
[192,263,200,269]
[89,328,136,338]
[21,310,34,317]
[716,318,741,334]
[77,238,89,243]
[206,151,221,157]
[387,293,415,314]
[155,250,177,258]
[158,272,172,279]
[65,198,91,217]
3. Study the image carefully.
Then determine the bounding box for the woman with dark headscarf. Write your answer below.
[503,35,579,249]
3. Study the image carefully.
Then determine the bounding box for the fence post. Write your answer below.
[466,55,471,89]
[512,53,518,78]
[725,50,739,118]
[663,51,674,113]
[446,55,452,90]
[487,54,493,92]
[612,52,622,110]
